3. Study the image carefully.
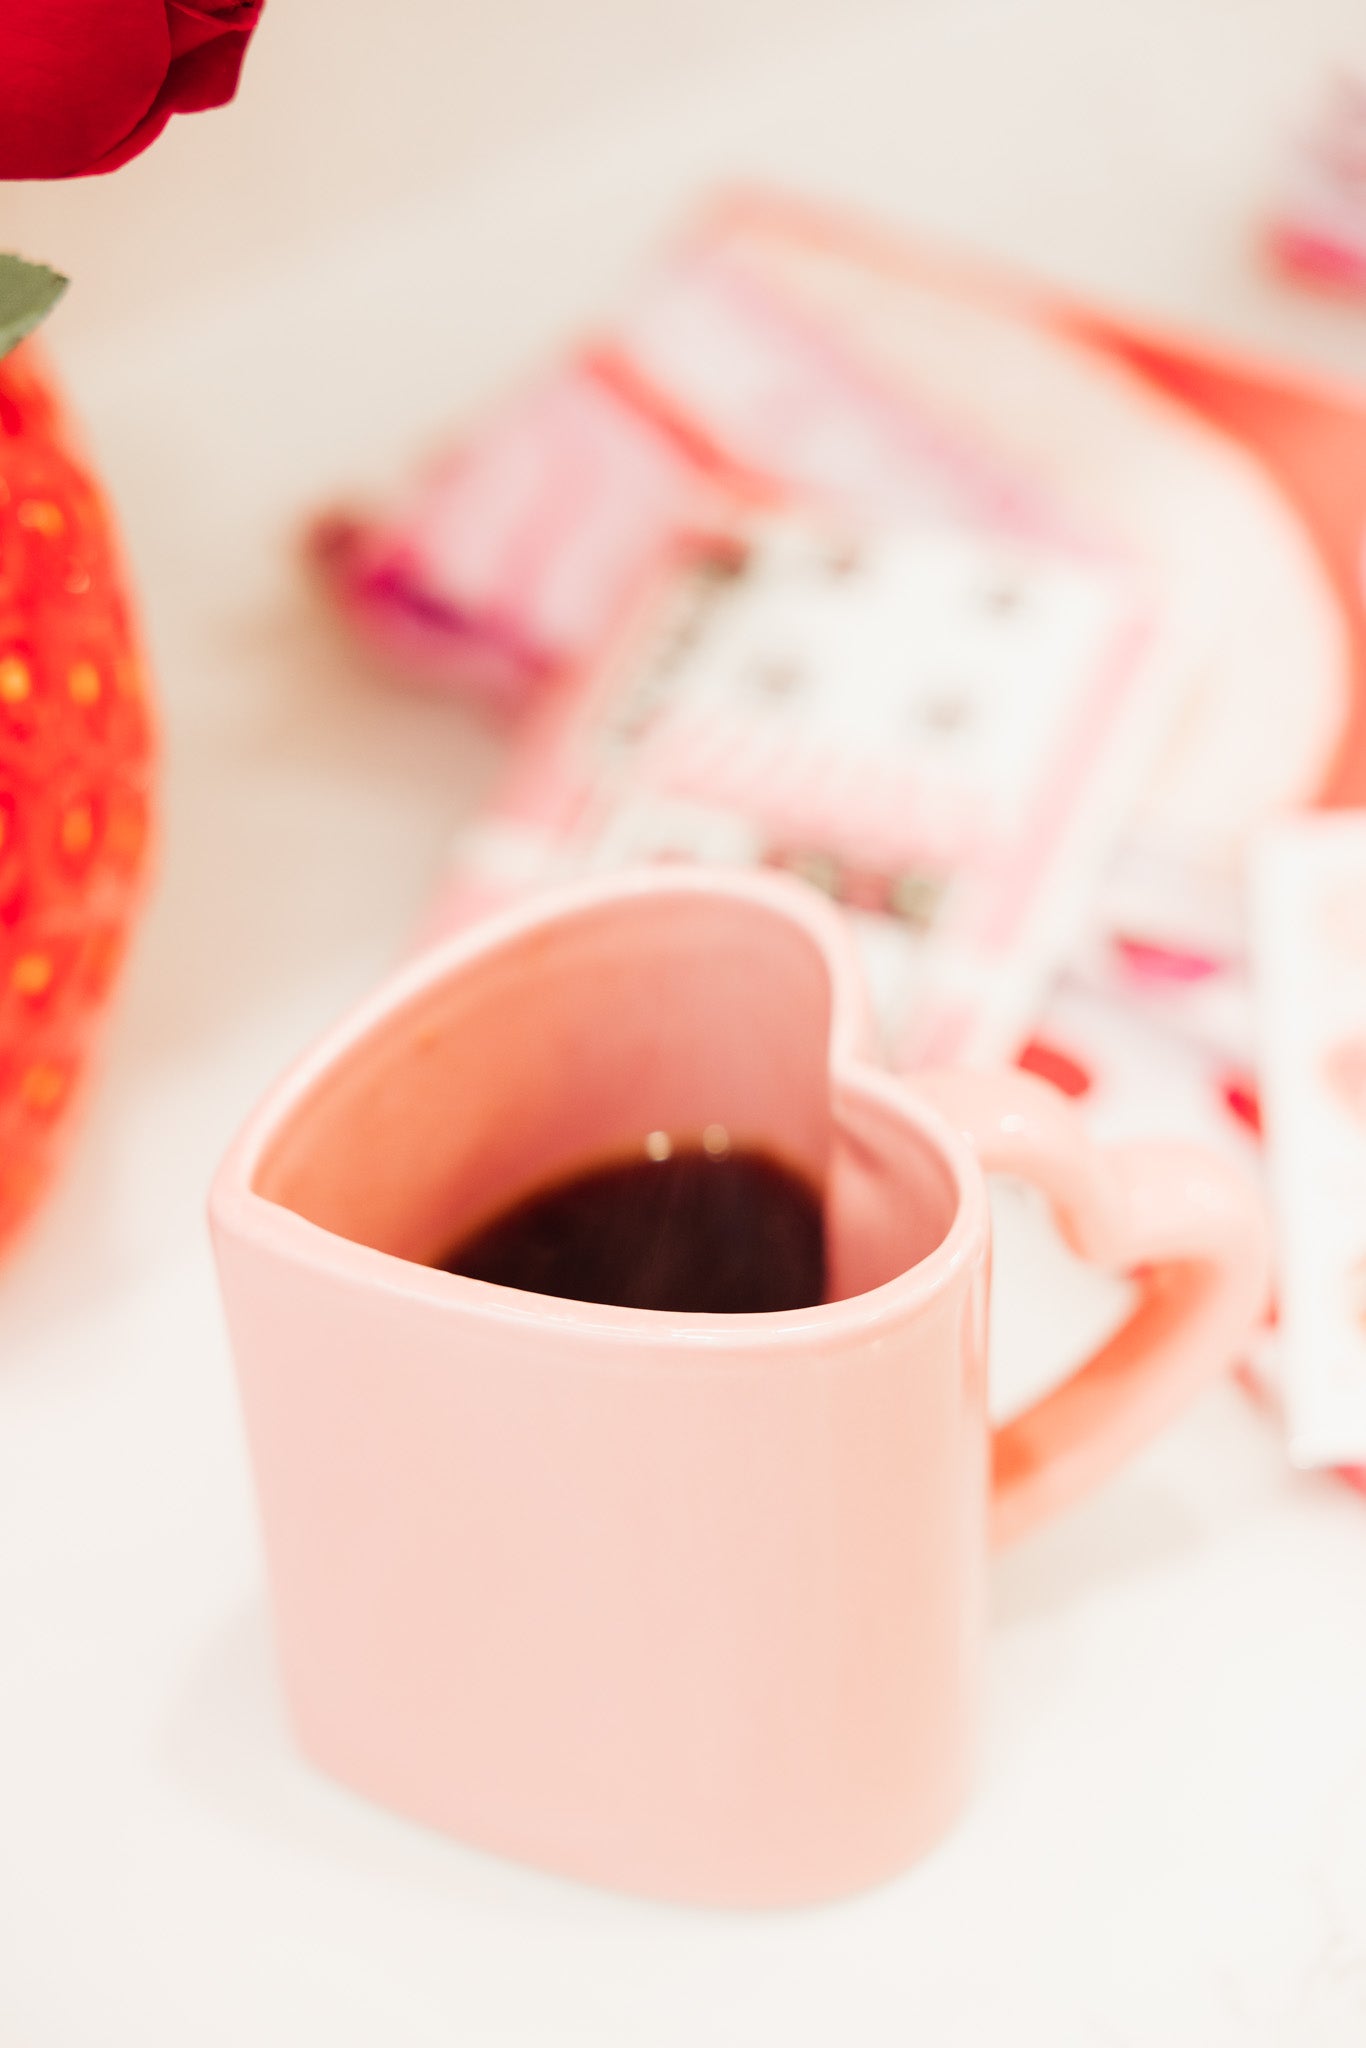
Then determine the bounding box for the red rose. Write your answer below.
[0,0,265,179]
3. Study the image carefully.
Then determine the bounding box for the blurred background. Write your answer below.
[7,0,1364,1107]
[5,3,1366,2041]
[8,0,1366,362]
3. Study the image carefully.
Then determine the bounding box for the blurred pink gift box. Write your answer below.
[310,188,1366,1483]
[1269,67,1366,298]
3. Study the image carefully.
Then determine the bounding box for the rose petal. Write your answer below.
[86,3,264,171]
[0,0,171,180]
[161,1,264,112]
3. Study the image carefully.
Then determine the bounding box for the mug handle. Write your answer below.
[906,1068,1272,1549]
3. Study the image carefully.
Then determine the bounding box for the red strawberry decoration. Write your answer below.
[0,268,155,1262]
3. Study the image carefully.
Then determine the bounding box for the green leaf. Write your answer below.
[0,254,68,361]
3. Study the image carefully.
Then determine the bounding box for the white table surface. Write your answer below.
[4,2,1366,2041]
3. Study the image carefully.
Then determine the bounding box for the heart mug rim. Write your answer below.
[209,865,987,1350]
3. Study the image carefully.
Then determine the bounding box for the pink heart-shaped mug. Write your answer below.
[210,867,1268,1906]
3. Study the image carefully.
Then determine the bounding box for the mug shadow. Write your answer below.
[163,1600,943,1935]
[161,1600,733,1930]
[988,1469,1205,1630]
[166,1487,1198,1938]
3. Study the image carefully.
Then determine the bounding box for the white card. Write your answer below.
[1253,814,1366,1465]
[448,514,1184,1069]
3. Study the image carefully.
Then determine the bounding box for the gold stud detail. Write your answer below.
[68,660,101,706]
[21,1064,66,1111]
[0,655,32,703]
[17,500,65,539]
[60,804,94,857]
[12,953,53,998]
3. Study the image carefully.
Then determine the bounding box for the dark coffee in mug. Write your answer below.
[437,1140,826,1313]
